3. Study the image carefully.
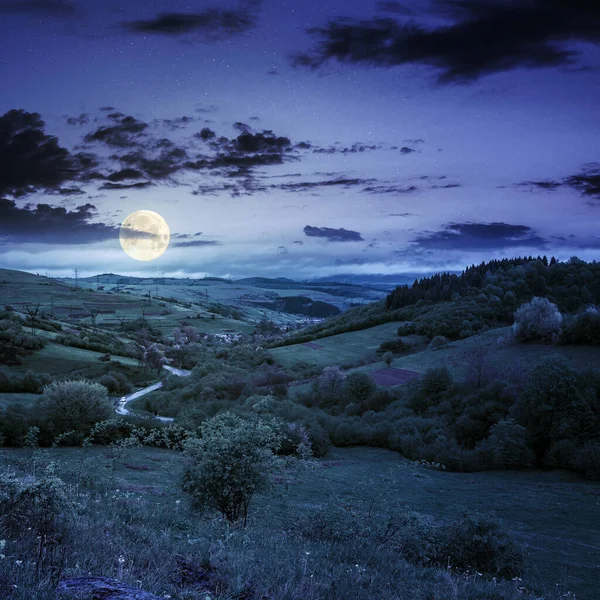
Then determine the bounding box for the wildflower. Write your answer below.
[15,560,23,566]
[118,555,125,565]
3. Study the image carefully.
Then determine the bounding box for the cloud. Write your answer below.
[274,177,376,193]
[84,114,149,148]
[410,222,547,251]
[312,142,382,154]
[0,0,77,17]
[65,113,90,126]
[304,225,364,242]
[122,0,262,39]
[172,239,221,248]
[159,115,197,131]
[518,163,600,204]
[565,163,600,203]
[362,183,418,194]
[0,109,82,197]
[106,168,146,182]
[99,181,154,190]
[0,199,117,245]
[294,0,600,83]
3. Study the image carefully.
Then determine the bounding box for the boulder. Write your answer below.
[57,577,161,600]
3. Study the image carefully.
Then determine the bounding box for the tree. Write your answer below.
[478,419,535,469]
[316,366,347,399]
[143,342,167,373]
[86,307,101,328]
[23,302,41,335]
[181,412,282,525]
[38,380,113,435]
[513,297,562,342]
[343,372,376,407]
[516,355,582,464]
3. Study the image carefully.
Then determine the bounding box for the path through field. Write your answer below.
[115,365,191,422]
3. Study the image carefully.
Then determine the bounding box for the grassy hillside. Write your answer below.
[269,322,422,368]
[0,445,597,599]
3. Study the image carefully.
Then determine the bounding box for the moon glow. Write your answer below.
[119,210,170,261]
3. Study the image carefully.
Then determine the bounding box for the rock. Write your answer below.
[57,576,161,599]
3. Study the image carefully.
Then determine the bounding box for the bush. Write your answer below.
[343,372,376,407]
[181,411,283,524]
[428,335,449,350]
[0,470,73,584]
[37,380,113,436]
[513,297,562,342]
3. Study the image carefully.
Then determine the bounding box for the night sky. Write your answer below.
[1,0,599,279]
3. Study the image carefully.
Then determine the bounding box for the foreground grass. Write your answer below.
[0,446,596,599]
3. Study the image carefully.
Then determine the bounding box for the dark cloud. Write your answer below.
[304,225,364,242]
[294,0,600,83]
[115,146,188,179]
[0,199,117,245]
[518,163,600,204]
[312,142,381,154]
[52,187,86,196]
[122,0,261,39]
[195,127,216,141]
[66,113,90,126]
[233,130,291,153]
[0,0,77,17]
[410,222,547,251]
[519,180,563,191]
[399,146,416,154]
[99,181,154,190]
[388,212,416,217]
[274,177,376,193]
[99,106,116,112]
[0,109,82,197]
[106,168,146,182]
[565,163,600,203]
[194,104,219,114]
[172,239,221,248]
[362,183,418,194]
[160,116,196,131]
[84,114,149,148]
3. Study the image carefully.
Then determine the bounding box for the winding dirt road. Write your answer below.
[115,365,191,422]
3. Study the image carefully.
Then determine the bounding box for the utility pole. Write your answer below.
[74,268,79,288]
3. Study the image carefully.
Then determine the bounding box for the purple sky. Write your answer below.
[1,0,599,279]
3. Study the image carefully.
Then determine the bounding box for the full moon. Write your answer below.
[119,210,170,261]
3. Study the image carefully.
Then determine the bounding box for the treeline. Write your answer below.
[386,256,600,313]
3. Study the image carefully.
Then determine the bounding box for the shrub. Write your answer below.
[476,419,535,469]
[383,351,394,367]
[181,411,283,524]
[0,470,73,584]
[343,372,376,407]
[37,380,113,437]
[428,335,449,350]
[513,297,562,342]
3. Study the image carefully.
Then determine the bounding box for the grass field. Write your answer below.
[0,341,141,377]
[280,325,600,388]
[0,445,597,599]
[269,322,425,369]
